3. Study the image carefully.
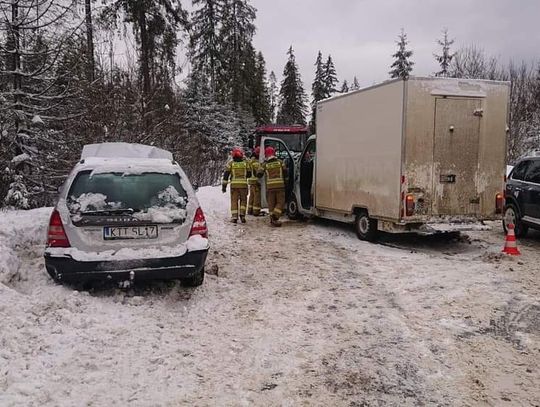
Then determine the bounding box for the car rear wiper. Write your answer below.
[80,208,135,216]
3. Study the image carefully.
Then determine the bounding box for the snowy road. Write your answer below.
[1,187,539,406]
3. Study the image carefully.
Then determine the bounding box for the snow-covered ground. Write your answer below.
[0,187,539,406]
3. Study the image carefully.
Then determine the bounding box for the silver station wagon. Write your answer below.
[44,143,209,286]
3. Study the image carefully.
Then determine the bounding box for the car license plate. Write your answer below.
[103,225,158,240]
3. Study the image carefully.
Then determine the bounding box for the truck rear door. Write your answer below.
[432,98,482,216]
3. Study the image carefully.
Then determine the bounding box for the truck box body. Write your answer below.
[315,77,509,227]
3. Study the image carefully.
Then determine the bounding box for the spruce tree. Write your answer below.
[217,0,256,107]
[323,55,338,96]
[277,46,308,125]
[389,29,414,80]
[351,76,360,90]
[434,28,456,77]
[250,52,272,125]
[4,174,29,209]
[190,0,223,92]
[340,80,349,93]
[310,51,326,132]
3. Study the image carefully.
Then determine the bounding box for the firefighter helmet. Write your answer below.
[231,147,244,159]
[265,146,275,158]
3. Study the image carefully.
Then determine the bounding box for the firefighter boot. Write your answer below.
[230,218,238,224]
[270,215,282,227]
[240,215,246,224]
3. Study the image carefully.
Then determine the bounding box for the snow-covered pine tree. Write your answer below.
[389,29,414,80]
[351,76,360,91]
[340,80,349,93]
[323,55,339,96]
[268,71,278,123]
[277,46,308,125]
[190,0,223,92]
[179,71,242,184]
[310,51,326,133]
[4,174,29,209]
[0,0,86,207]
[434,29,456,77]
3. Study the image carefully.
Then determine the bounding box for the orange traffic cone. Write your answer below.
[502,223,521,256]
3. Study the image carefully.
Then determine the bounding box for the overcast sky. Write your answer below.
[250,0,540,89]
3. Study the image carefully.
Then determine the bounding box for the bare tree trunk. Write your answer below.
[138,6,151,130]
[11,0,21,136]
[85,0,95,82]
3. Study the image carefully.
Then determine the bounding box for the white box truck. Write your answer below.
[261,77,510,240]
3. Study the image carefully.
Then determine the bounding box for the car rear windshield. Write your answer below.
[67,171,188,214]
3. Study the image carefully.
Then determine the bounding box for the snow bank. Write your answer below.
[0,208,51,285]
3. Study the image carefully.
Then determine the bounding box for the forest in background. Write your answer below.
[1,1,539,208]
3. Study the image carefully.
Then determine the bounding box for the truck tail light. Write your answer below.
[190,207,208,238]
[47,210,71,248]
[495,192,504,214]
[405,194,415,217]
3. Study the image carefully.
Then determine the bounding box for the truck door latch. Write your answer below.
[473,108,484,117]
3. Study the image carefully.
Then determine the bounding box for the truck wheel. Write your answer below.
[503,204,528,238]
[287,194,302,220]
[181,268,205,287]
[354,212,378,241]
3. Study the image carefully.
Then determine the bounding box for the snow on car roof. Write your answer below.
[81,142,173,161]
[77,157,180,176]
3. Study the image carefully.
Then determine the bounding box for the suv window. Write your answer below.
[525,160,540,184]
[511,160,530,181]
[67,171,187,214]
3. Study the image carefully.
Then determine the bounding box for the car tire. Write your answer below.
[181,268,205,287]
[354,212,378,241]
[287,194,302,220]
[503,204,528,238]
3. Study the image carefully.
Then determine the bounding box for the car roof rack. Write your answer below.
[81,143,173,161]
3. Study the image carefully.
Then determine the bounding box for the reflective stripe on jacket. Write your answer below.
[262,158,285,189]
[248,158,260,185]
[222,159,250,189]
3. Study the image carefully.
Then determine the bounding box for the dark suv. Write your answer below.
[504,156,540,237]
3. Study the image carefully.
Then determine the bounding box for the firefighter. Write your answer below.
[259,146,287,227]
[222,147,251,223]
[247,146,262,216]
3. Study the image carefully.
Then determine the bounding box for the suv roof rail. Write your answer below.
[81,143,173,160]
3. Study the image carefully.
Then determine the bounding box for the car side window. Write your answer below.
[525,160,540,184]
[511,161,530,181]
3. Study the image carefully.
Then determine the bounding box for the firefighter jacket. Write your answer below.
[247,158,260,186]
[259,157,287,190]
[222,158,251,190]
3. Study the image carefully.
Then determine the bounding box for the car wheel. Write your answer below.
[181,267,205,287]
[503,204,528,238]
[287,194,302,220]
[354,212,378,241]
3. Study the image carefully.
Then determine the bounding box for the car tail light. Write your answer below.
[190,207,208,238]
[495,192,504,214]
[405,194,415,217]
[47,210,71,247]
